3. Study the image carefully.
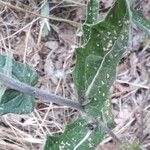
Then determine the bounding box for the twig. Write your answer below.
[125,0,133,49]
[0,72,83,111]
[0,17,40,42]
[0,0,81,27]
[139,77,150,139]
[100,118,135,145]
[116,79,149,89]
[99,120,121,143]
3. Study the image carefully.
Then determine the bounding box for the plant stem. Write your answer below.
[99,120,121,143]
[0,72,122,143]
[0,72,83,111]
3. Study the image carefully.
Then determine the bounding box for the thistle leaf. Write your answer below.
[83,0,99,41]
[44,118,104,150]
[74,0,129,117]
[0,54,38,115]
[45,0,129,149]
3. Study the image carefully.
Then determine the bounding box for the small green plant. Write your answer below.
[0,0,149,149]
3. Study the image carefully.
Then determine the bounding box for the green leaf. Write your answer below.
[40,2,50,37]
[101,98,115,127]
[83,0,99,41]
[44,118,104,150]
[73,0,129,117]
[0,54,38,115]
[0,90,35,114]
[44,0,130,149]
[132,9,150,36]
[0,53,13,100]
[0,54,38,85]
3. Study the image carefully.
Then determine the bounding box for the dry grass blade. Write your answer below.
[0,0,149,149]
[0,0,81,27]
